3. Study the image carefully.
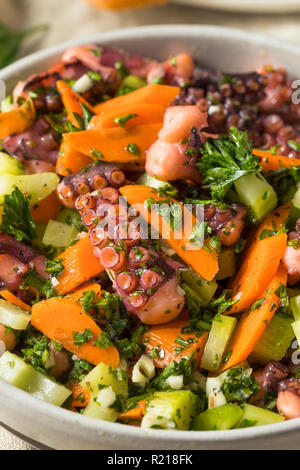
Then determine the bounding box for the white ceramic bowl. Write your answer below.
[1,25,300,450]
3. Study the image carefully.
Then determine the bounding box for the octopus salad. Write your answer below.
[1,44,300,431]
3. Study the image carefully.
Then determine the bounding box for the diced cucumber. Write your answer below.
[80,362,128,398]
[181,270,217,306]
[0,299,31,330]
[43,220,78,248]
[192,403,243,431]
[83,399,118,421]
[250,314,294,365]
[56,207,83,231]
[141,390,198,430]
[0,153,24,175]
[118,75,147,95]
[0,351,71,406]
[234,173,277,224]
[0,173,59,205]
[239,404,285,427]
[216,248,236,280]
[201,314,237,372]
[291,295,300,321]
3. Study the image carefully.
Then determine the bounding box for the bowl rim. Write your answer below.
[1,24,300,446]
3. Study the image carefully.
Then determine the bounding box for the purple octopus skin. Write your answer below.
[202,202,247,246]
[278,377,300,396]
[0,233,48,292]
[2,117,59,165]
[74,186,185,325]
[57,162,127,208]
[252,361,289,407]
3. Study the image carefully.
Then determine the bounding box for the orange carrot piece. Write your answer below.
[253,149,300,174]
[120,185,219,281]
[56,234,104,295]
[63,123,162,164]
[0,99,35,139]
[56,80,94,127]
[32,297,119,366]
[70,382,90,408]
[88,103,165,130]
[0,290,31,312]
[220,263,287,371]
[56,137,91,176]
[67,282,101,303]
[142,312,208,368]
[93,84,179,114]
[118,400,146,423]
[31,191,62,224]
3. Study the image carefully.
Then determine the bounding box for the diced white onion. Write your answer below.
[73,74,94,94]
[96,386,116,408]
[141,413,176,430]
[132,354,155,388]
[206,376,227,409]
[165,374,183,390]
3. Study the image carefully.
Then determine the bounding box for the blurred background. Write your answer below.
[2,0,300,65]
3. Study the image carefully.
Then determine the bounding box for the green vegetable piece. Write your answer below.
[192,403,243,431]
[181,270,218,306]
[80,362,128,398]
[0,172,59,206]
[0,96,14,113]
[291,295,300,321]
[142,390,198,430]
[201,314,237,371]
[0,153,24,175]
[239,404,285,427]
[42,219,78,248]
[292,320,300,347]
[292,186,300,210]
[137,172,177,196]
[0,351,71,406]
[56,207,84,231]
[234,173,277,224]
[118,75,147,96]
[250,314,294,365]
[0,299,30,330]
[83,398,118,422]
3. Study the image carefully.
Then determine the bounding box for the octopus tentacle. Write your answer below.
[57,162,126,208]
[75,187,185,325]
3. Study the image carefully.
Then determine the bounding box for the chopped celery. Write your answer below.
[216,248,236,280]
[250,314,294,365]
[142,391,198,430]
[80,362,128,398]
[56,207,83,231]
[240,404,285,427]
[291,295,300,321]
[0,352,71,406]
[201,314,237,372]
[43,220,78,248]
[292,320,300,346]
[234,173,277,224]
[83,399,118,421]
[181,270,217,306]
[118,75,146,95]
[0,299,31,330]
[0,153,24,175]
[32,222,47,251]
[192,403,243,431]
[0,173,59,205]
[137,172,176,194]
[293,186,300,209]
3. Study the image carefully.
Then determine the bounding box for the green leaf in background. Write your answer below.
[0,22,48,69]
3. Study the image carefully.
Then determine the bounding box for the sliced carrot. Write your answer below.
[56,80,94,127]
[56,137,91,176]
[63,123,162,164]
[67,282,101,304]
[142,311,208,368]
[88,103,165,130]
[56,234,104,295]
[118,400,146,423]
[70,382,90,408]
[0,99,35,139]
[220,263,287,371]
[253,149,300,174]
[93,84,179,114]
[227,203,290,314]
[120,185,219,281]
[31,191,62,224]
[0,290,31,312]
[31,297,119,366]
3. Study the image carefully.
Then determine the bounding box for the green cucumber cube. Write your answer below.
[240,404,285,427]
[43,220,78,248]
[192,403,243,431]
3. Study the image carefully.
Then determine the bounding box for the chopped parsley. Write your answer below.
[73,328,93,346]
[112,113,138,127]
